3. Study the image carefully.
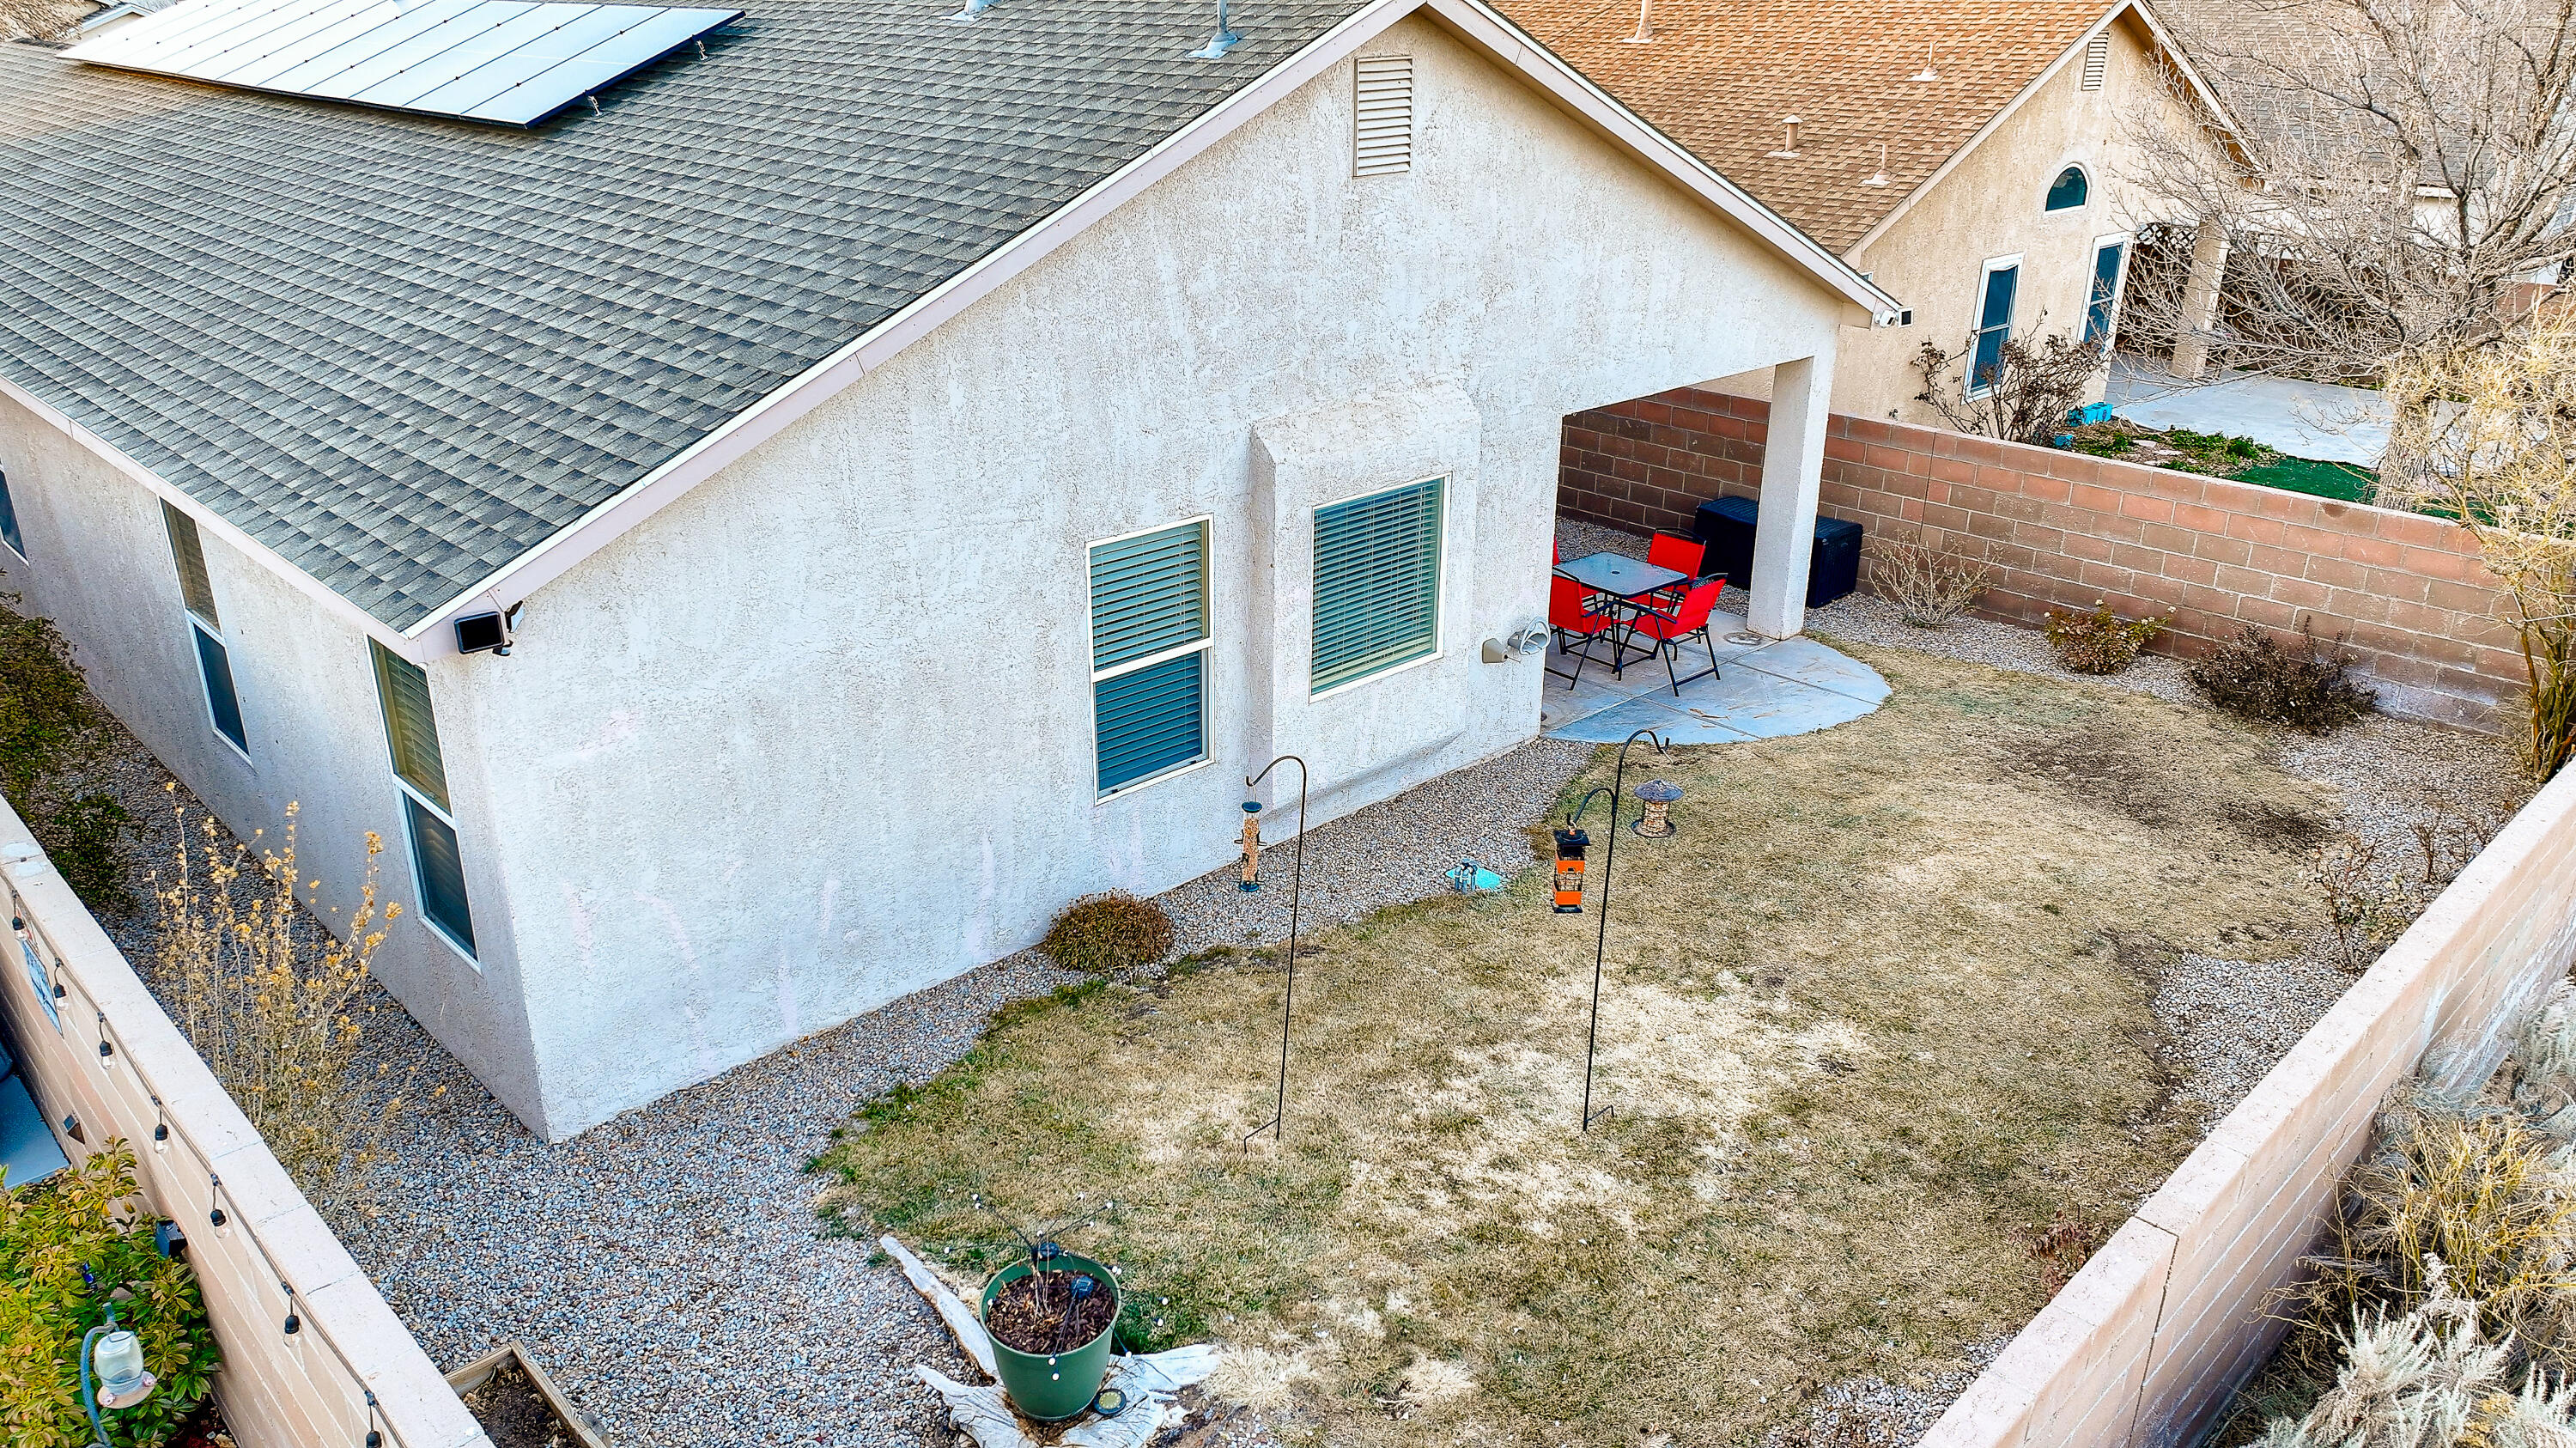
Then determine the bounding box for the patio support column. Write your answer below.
[1748,352,1832,640]
[2170,218,2229,380]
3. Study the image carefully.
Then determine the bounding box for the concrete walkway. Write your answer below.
[1543,617,1888,744]
[2106,357,2389,466]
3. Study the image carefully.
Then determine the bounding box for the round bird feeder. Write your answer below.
[1631,780,1683,838]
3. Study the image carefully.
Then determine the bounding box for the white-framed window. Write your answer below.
[1311,476,1443,695]
[2045,164,2089,211]
[369,640,477,959]
[162,503,247,757]
[1969,255,2022,396]
[0,470,24,560]
[2086,233,2132,345]
[1088,519,1211,798]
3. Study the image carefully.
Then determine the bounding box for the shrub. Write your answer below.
[2188,621,2377,733]
[1038,891,1175,975]
[1864,534,1994,627]
[35,792,132,914]
[2306,833,2418,973]
[0,1146,220,1448]
[0,604,100,800]
[2042,600,2168,674]
[155,799,415,1223]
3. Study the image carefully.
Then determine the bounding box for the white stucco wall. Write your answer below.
[445,10,1856,1136]
[0,404,548,1120]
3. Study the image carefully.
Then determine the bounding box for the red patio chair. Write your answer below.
[1625,577,1724,696]
[1645,532,1706,603]
[1546,576,1620,686]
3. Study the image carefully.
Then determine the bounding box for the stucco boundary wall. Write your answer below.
[1557,386,2521,731]
[1917,745,2576,1447]
[0,795,489,1448]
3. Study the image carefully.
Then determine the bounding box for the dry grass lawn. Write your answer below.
[817,646,2343,1446]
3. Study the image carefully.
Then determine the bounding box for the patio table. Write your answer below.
[1553,551,1688,678]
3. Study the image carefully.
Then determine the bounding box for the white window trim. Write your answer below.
[1966,254,2023,399]
[185,616,252,764]
[0,472,27,567]
[2044,162,2091,213]
[392,775,480,965]
[1084,514,1215,804]
[2087,231,2134,348]
[1309,474,1448,698]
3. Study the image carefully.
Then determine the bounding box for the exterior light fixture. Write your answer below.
[1237,800,1262,891]
[1632,780,1683,837]
[1551,826,1589,913]
[209,1175,231,1238]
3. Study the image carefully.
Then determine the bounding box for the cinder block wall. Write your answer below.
[0,801,489,1448]
[1558,387,2520,731]
[1918,756,2576,1448]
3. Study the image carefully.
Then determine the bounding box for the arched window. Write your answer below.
[2045,165,2089,211]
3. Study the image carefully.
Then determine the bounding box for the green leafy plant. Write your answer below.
[0,604,99,802]
[0,1145,219,1447]
[1037,891,1176,976]
[2189,622,2378,734]
[2043,600,2169,674]
[35,793,132,915]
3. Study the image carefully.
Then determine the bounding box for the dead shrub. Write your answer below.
[2043,600,2169,675]
[2306,834,2418,973]
[154,795,419,1222]
[1864,534,1994,627]
[1039,891,1176,975]
[2188,622,2378,734]
[2021,1205,2113,1295]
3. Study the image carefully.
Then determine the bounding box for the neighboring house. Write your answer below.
[71,0,173,38]
[0,0,1893,1137]
[1503,0,2240,425]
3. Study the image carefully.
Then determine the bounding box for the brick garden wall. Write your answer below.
[1558,386,2521,731]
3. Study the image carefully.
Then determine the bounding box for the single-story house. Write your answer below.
[0,0,1894,1137]
[1501,0,2242,423]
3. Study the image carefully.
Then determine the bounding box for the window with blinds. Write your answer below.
[1355,54,1413,176]
[163,502,217,626]
[370,640,475,955]
[1089,520,1210,795]
[1311,478,1443,693]
[2081,33,2109,90]
[163,502,246,753]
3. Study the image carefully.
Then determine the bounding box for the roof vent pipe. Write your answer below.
[946,0,993,21]
[1769,116,1800,157]
[1862,142,1888,186]
[1911,43,1938,81]
[1188,0,1241,57]
[1621,0,1651,43]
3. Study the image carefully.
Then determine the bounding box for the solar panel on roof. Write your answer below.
[61,0,741,125]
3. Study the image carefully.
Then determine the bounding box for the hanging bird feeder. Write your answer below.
[1552,826,1589,913]
[1237,800,1262,891]
[1632,779,1684,837]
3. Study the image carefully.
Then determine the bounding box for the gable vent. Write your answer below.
[2081,33,2109,89]
[1355,55,1415,176]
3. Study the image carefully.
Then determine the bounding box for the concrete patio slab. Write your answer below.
[2106,358,2389,466]
[1542,613,1886,744]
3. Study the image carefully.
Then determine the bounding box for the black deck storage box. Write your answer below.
[1691,496,1863,607]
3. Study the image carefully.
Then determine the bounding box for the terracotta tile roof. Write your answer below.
[1500,0,2117,252]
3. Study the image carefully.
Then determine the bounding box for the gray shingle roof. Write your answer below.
[0,0,1368,630]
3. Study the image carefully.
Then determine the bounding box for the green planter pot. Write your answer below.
[979,1253,1121,1421]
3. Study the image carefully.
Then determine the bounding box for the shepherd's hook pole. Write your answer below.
[1245,754,1308,1145]
[1574,728,1668,1132]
